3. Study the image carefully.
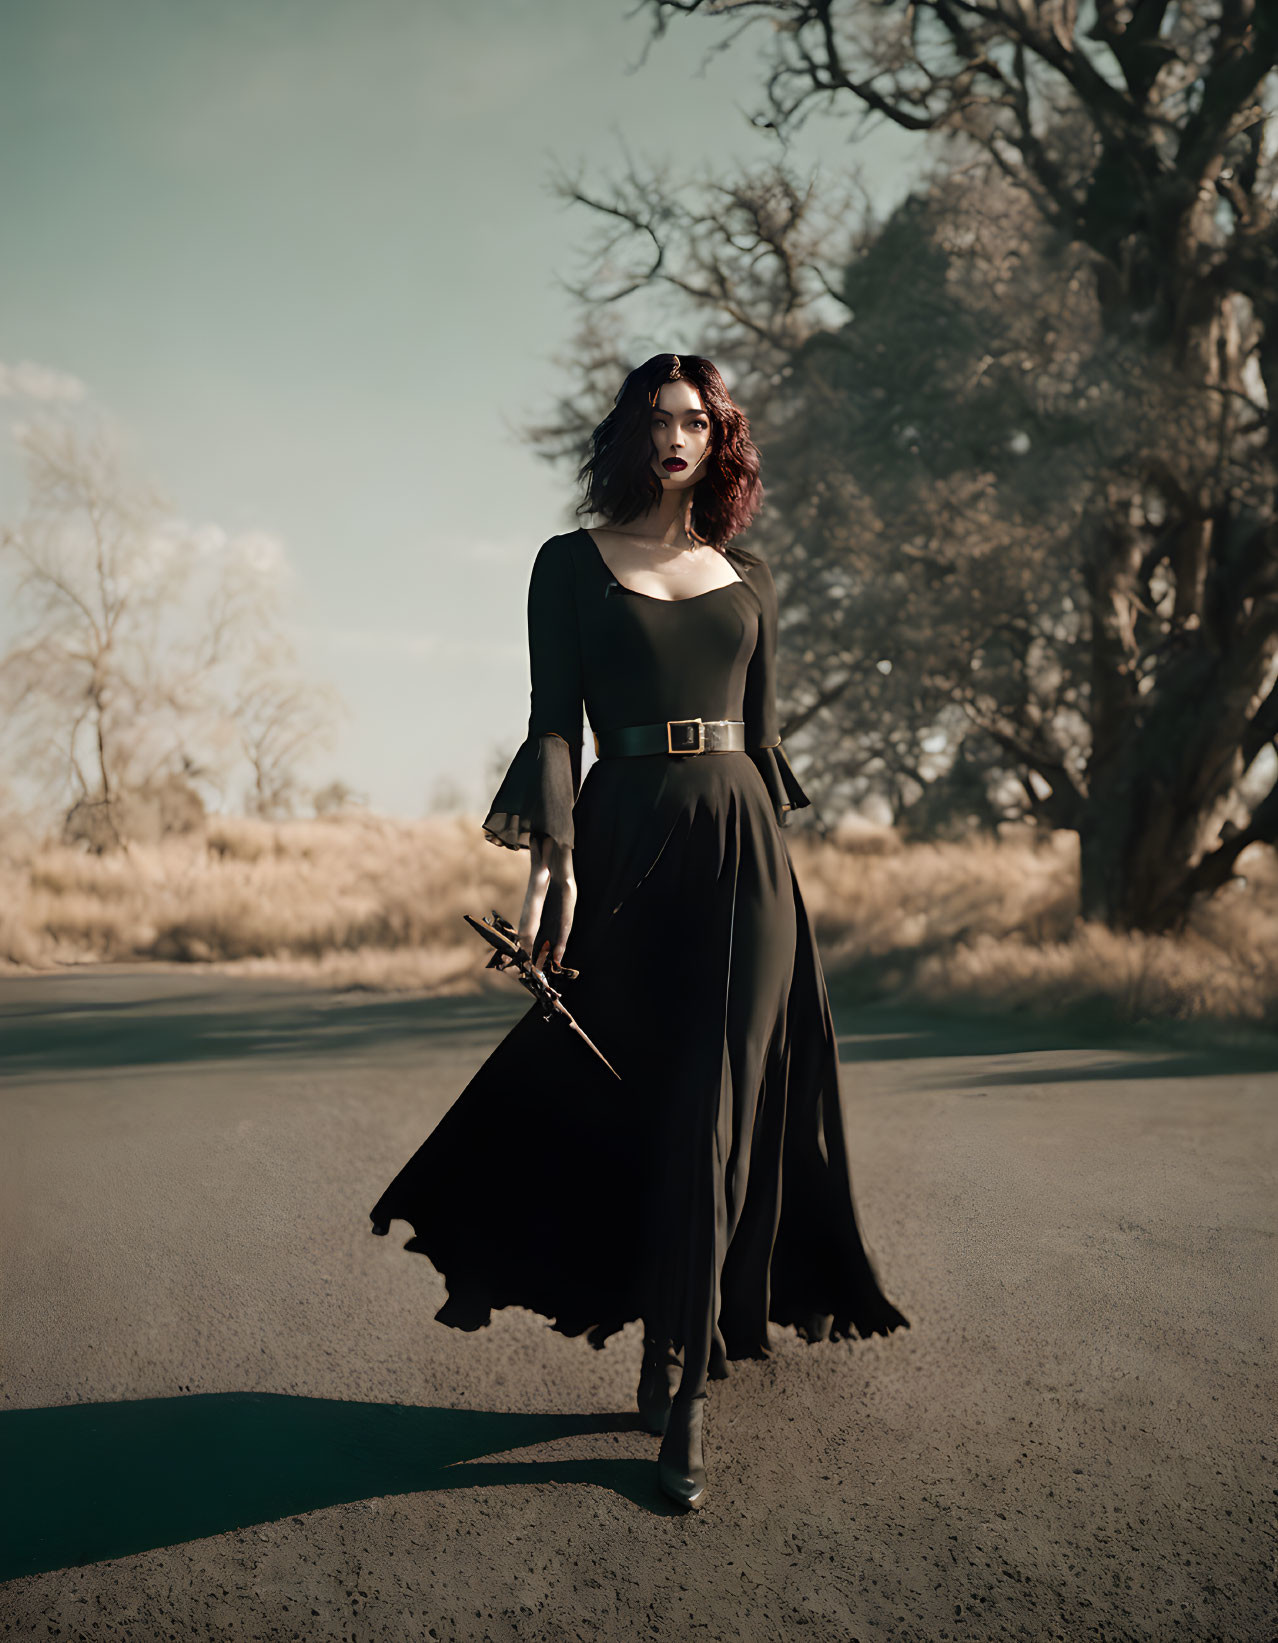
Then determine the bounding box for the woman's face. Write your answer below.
[648,380,712,491]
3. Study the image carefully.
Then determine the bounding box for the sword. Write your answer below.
[462,910,622,1080]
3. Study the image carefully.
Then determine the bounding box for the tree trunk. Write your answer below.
[1076,277,1277,931]
[1078,570,1278,932]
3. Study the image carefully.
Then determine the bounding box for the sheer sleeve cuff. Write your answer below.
[482,731,577,851]
[750,741,811,828]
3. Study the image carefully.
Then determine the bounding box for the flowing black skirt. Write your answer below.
[370,750,908,1386]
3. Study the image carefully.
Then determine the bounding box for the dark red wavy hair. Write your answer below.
[575,353,764,550]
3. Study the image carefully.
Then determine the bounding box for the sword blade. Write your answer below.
[465,909,619,1078]
[563,1013,623,1079]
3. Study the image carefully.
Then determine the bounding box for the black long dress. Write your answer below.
[369,527,908,1400]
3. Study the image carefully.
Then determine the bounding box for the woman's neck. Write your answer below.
[600,495,697,550]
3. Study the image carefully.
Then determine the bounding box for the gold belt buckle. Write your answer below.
[666,717,705,754]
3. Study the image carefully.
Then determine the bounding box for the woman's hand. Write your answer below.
[519,833,577,971]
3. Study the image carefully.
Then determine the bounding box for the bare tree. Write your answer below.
[313,778,368,818]
[560,0,1278,932]
[0,414,343,842]
[232,643,343,820]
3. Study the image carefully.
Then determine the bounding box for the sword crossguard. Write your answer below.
[461,910,619,1079]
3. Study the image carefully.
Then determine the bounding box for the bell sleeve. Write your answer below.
[742,557,812,828]
[482,536,584,852]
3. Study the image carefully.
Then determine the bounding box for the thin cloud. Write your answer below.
[0,361,89,402]
[142,519,292,592]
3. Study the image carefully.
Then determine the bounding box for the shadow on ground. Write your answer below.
[828,993,1278,1078]
[0,979,529,1076]
[5,968,1278,1081]
[0,1393,664,1582]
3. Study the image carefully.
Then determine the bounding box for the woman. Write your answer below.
[370,353,909,1511]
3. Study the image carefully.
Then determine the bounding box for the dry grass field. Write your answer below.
[2,809,1277,1026]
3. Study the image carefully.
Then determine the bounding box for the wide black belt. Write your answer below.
[593,717,746,757]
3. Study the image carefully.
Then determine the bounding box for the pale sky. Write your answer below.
[0,0,927,817]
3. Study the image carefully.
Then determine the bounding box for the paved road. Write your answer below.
[1,967,1274,1642]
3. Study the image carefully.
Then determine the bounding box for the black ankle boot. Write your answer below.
[657,1391,707,1510]
[637,1335,681,1437]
